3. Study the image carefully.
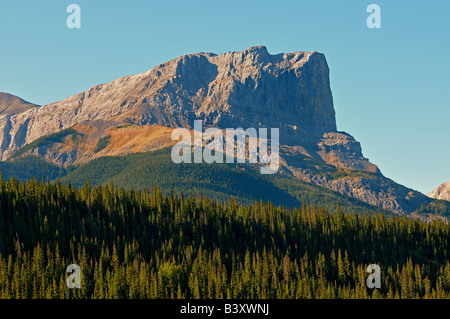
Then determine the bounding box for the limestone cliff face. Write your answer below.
[0,93,40,157]
[0,46,435,217]
[0,46,338,158]
[428,181,450,201]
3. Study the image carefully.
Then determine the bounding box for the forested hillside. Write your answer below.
[0,177,449,299]
[0,149,391,216]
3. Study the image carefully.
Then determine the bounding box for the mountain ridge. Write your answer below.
[0,92,39,116]
[0,47,338,153]
[0,46,445,219]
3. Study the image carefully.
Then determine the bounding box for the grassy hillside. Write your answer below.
[11,127,82,159]
[58,148,392,215]
[2,148,448,217]
[0,148,388,215]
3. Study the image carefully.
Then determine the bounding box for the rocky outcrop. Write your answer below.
[427,181,450,201]
[279,144,433,216]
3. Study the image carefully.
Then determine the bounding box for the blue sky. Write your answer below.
[0,0,449,194]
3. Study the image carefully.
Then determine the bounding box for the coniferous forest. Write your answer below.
[0,176,449,299]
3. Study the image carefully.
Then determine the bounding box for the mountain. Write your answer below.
[0,46,358,162]
[428,181,450,201]
[0,92,39,116]
[0,46,445,219]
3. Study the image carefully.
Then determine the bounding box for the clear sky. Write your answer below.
[0,0,449,194]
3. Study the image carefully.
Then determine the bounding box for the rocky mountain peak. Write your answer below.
[0,46,337,158]
[0,92,39,116]
[427,181,450,201]
[3,46,438,218]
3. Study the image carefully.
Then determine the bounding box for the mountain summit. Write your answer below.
[0,92,39,116]
[0,46,442,218]
[0,46,337,155]
[427,181,450,201]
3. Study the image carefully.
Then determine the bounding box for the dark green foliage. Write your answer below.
[59,148,390,215]
[94,135,111,153]
[0,176,449,299]
[1,148,447,219]
[331,167,378,180]
[115,124,133,129]
[415,200,450,217]
[0,149,388,215]
[0,156,66,181]
[12,128,82,159]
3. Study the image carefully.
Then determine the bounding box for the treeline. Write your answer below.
[0,176,449,299]
[1,151,392,216]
